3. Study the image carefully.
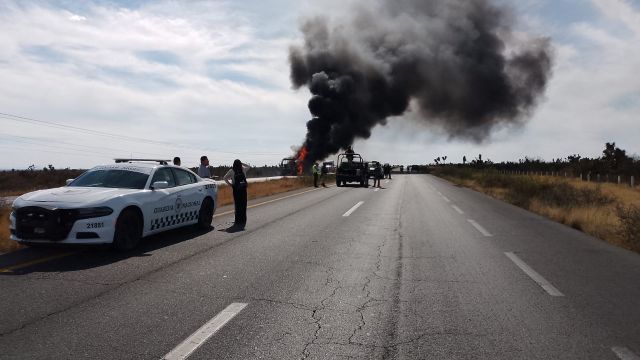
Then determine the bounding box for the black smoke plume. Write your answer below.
[290,0,553,164]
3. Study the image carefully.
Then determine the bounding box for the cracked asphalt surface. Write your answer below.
[1,174,639,359]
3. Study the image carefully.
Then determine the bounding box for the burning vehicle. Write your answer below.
[279,158,298,176]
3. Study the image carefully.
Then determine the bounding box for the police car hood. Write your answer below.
[18,187,138,205]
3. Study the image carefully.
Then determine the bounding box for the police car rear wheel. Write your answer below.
[196,198,214,230]
[113,209,141,251]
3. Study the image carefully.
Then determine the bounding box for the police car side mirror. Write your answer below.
[152,181,169,190]
[66,179,74,186]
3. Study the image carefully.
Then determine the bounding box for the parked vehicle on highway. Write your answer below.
[336,153,369,187]
[322,161,336,174]
[9,159,218,251]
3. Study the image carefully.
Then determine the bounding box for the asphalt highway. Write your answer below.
[0,175,639,359]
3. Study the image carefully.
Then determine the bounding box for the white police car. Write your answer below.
[9,160,218,251]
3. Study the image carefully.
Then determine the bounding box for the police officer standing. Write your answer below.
[312,162,320,188]
[224,159,251,231]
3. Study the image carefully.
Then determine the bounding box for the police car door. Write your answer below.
[146,167,180,234]
[171,168,203,227]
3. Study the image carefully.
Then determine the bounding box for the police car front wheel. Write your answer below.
[196,198,214,230]
[113,209,142,251]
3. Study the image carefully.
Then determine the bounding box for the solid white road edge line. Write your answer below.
[467,219,493,237]
[504,252,564,297]
[163,303,248,360]
[343,201,365,217]
[213,187,323,218]
[612,347,640,360]
[451,205,464,215]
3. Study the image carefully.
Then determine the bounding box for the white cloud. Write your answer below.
[67,13,86,22]
[0,1,310,168]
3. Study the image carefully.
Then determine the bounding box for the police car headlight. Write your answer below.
[76,207,114,219]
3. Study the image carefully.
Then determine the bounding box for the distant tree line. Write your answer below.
[492,142,639,177]
[433,142,639,178]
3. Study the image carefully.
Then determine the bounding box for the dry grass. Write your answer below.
[0,169,84,197]
[217,177,317,207]
[0,205,22,253]
[437,169,640,253]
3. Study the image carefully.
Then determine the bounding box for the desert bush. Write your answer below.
[536,181,612,208]
[617,204,640,249]
[476,171,514,188]
[0,204,22,253]
[478,176,613,209]
[434,167,475,181]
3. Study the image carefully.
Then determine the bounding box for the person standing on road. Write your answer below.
[345,146,354,163]
[312,162,320,188]
[173,157,181,166]
[224,159,251,231]
[384,163,392,179]
[198,156,212,178]
[373,162,383,188]
[320,163,328,187]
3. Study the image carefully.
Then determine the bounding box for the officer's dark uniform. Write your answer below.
[233,171,248,227]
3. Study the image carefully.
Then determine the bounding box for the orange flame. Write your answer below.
[296,146,308,175]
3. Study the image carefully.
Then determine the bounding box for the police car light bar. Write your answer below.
[114,159,171,165]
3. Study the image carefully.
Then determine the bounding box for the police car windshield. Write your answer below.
[69,170,149,189]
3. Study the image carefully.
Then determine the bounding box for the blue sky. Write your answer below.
[0,0,638,169]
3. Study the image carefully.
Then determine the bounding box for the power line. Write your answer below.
[0,144,112,160]
[0,111,286,159]
[0,112,172,146]
[0,133,170,158]
[2,137,115,157]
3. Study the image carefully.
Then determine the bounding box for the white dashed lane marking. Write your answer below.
[163,303,248,360]
[451,205,464,215]
[505,252,564,297]
[343,201,365,217]
[467,219,492,237]
[612,347,640,360]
